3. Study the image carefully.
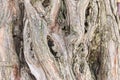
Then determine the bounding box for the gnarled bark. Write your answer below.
[0,0,120,80]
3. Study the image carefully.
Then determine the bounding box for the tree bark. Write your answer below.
[0,0,120,80]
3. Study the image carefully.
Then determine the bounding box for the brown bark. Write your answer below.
[0,0,120,80]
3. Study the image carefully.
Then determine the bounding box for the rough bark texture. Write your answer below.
[0,0,120,80]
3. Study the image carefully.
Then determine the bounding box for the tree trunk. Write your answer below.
[0,0,120,80]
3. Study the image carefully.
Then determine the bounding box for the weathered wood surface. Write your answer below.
[0,0,120,80]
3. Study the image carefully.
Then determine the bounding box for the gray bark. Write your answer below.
[0,0,120,80]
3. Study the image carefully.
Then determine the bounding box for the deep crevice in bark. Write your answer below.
[42,0,50,7]
[58,0,70,36]
[12,1,36,79]
[12,1,25,68]
[87,27,101,80]
[47,35,58,58]
[85,4,90,34]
